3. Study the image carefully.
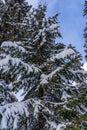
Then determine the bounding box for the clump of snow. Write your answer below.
[47,121,66,130]
[72,81,77,86]
[57,123,66,130]
[49,24,58,31]
[1,41,26,53]
[50,48,75,62]
[83,63,87,71]
[0,115,7,129]
[49,121,57,130]
[40,74,48,85]
[1,0,5,4]
[40,67,63,85]
[14,89,24,101]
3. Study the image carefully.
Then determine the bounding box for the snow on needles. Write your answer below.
[0,55,39,73]
[50,48,75,62]
[40,67,63,85]
[0,100,30,129]
[1,41,26,53]
[1,0,5,4]
[0,99,53,129]
[47,121,66,130]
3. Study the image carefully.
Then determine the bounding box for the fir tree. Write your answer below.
[0,1,87,130]
[0,0,31,42]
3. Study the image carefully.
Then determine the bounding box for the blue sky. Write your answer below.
[28,0,86,62]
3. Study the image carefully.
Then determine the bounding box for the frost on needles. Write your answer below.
[0,0,87,130]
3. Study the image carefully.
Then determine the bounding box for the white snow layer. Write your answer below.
[48,121,66,130]
[1,41,26,52]
[40,67,62,85]
[0,100,30,129]
[50,48,75,62]
[49,23,58,33]
[83,63,87,71]
[0,55,39,73]
[1,0,5,4]
[14,89,24,101]
[0,99,54,129]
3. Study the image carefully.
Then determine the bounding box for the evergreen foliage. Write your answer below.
[0,0,31,42]
[0,0,87,129]
[84,0,87,60]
